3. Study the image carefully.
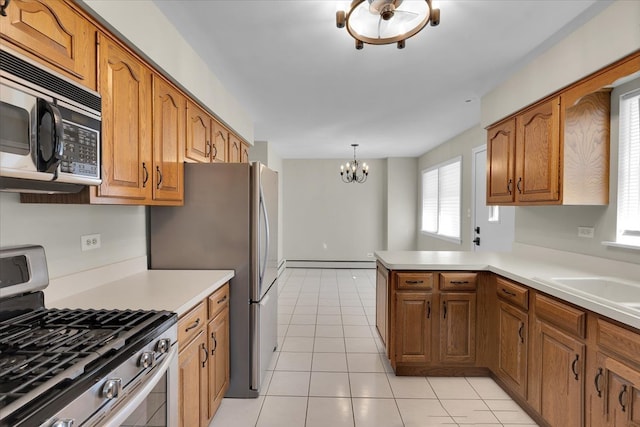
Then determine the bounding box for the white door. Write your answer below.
[472,146,515,252]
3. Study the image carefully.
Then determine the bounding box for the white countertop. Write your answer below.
[375,246,640,330]
[47,269,234,317]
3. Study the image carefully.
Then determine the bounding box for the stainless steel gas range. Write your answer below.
[0,246,178,427]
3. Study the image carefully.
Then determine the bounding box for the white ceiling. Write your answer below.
[152,0,607,160]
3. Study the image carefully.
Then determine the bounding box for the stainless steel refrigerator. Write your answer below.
[149,162,278,398]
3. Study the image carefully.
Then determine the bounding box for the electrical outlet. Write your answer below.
[81,234,101,251]
[366,253,374,258]
[577,227,595,238]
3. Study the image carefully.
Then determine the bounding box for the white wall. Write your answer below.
[417,126,483,251]
[81,0,254,143]
[481,0,640,127]
[283,159,387,262]
[387,158,418,251]
[0,193,146,278]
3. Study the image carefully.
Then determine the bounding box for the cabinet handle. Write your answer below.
[518,323,524,343]
[619,385,628,412]
[142,162,149,187]
[156,166,163,189]
[0,0,10,17]
[201,342,208,368]
[426,301,431,319]
[212,144,218,159]
[443,301,447,319]
[507,178,513,194]
[185,318,200,332]
[211,332,218,355]
[217,295,228,304]
[405,280,424,284]
[594,368,603,398]
[450,280,469,285]
[571,354,579,380]
[516,177,522,193]
[502,288,516,297]
[205,141,211,157]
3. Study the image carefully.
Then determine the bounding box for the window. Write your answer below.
[421,157,461,242]
[616,88,640,246]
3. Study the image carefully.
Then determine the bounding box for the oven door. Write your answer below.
[94,345,178,427]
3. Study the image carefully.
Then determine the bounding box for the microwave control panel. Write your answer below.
[61,121,99,178]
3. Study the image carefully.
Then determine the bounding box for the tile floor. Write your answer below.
[210,268,539,427]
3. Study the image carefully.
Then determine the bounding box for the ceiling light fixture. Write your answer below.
[340,144,369,183]
[336,0,440,50]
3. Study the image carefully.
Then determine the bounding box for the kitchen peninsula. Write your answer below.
[375,246,640,427]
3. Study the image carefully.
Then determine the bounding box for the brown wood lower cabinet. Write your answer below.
[376,264,389,349]
[439,292,476,364]
[178,283,230,427]
[497,301,528,398]
[395,292,432,364]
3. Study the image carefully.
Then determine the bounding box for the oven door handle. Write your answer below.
[95,344,178,427]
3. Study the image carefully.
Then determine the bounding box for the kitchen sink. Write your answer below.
[542,277,640,303]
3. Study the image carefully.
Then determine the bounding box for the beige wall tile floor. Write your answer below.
[210,268,539,427]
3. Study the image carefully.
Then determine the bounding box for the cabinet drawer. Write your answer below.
[178,302,207,346]
[496,277,529,310]
[596,318,640,365]
[396,273,434,290]
[208,283,230,319]
[534,293,585,338]
[439,273,477,291]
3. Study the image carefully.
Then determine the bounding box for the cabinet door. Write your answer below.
[395,292,432,364]
[228,134,241,163]
[98,34,152,200]
[497,301,528,398]
[439,292,476,364]
[241,142,250,163]
[533,320,584,427]
[152,75,184,202]
[207,308,229,420]
[178,331,208,427]
[595,356,640,427]
[376,266,388,347]
[0,0,97,89]
[486,119,516,204]
[212,120,228,163]
[186,101,212,163]
[515,97,561,203]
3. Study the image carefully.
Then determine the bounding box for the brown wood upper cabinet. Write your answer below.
[241,141,250,163]
[152,75,185,202]
[228,134,242,163]
[97,33,152,201]
[186,101,229,164]
[0,0,97,90]
[486,51,640,206]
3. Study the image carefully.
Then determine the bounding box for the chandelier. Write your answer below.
[340,144,369,183]
[336,0,440,49]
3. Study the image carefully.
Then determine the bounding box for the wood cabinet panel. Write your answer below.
[496,276,529,310]
[597,318,640,366]
[208,284,229,319]
[515,97,561,203]
[186,100,212,163]
[241,141,250,163]
[376,265,389,347]
[486,118,516,204]
[152,75,184,202]
[535,293,586,338]
[439,272,477,291]
[208,308,229,420]
[228,134,241,163]
[212,120,228,163]
[97,34,151,200]
[178,302,207,346]
[497,301,528,398]
[395,292,432,364]
[439,293,476,364]
[0,0,97,89]
[178,330,208,427]
[396,272,434,290]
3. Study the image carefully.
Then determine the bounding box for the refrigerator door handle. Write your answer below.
[259,182,270,287]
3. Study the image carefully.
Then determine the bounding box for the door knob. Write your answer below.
[473,237,480,246]
[474,227,480,234]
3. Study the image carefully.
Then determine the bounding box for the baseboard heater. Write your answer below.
[285,260,376,269]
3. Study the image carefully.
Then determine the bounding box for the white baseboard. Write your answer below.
[285,260,376,269]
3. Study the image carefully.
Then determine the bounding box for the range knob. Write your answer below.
[155,338,171,354]
[139,351,156,368]
[50,420,75,427]
[101,378,122,400]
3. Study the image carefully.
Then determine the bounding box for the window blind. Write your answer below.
[618,89,640,240]
[422,169,438,233]
[421,158,461,240]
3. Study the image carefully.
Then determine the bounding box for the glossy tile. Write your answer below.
[285,324,315,337]
[352,398,403,427]
[314,337,346,352]
[306,397,355,427]
[315,325,344,337]
[281,336,314,352]
[274,352,312,371]
[312,352,348,372]
[349,372,393,398]
[347,353,386,372]
[255,396,307,427]
[345,337,379,353]
[395,399,453,426]
[428,377,481,399]
[309,372,351,397]
[386,374,436,399]
[440,399,500,424]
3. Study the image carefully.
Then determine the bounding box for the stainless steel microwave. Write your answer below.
[0,46,101,193]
